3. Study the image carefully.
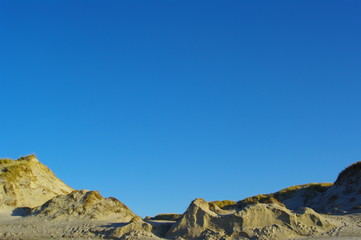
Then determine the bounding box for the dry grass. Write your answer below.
[209,200,237,209]
[130,216,143,222]
[0,154,40,182]
[83,191,103,207]
[150,213,182,221]
[0,158,13,164]
[274,183,332,200]
[335,161,361,185]
[236,183,333,209]
[277,183,332,193]
[237,194,285,208]
[17,154,37,161]
[1,163,33,182]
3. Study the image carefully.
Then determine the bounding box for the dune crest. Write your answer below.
[31,189,136,221]
[0,155,73,208]
[166,198,334,240]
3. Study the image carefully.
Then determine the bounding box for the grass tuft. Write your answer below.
[130,216,143,222]
[0,158,13,164]
[17,154,37,161]
[2,163,33,182]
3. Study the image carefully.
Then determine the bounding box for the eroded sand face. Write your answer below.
[166,199,335,240]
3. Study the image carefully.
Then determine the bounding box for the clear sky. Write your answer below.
[1,0,360,217]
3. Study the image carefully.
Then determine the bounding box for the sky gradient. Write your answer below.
[1,0,361,217]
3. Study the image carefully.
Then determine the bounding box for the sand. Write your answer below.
[290,213,361,240]
[1,206,360,240]
[1,156,361,240]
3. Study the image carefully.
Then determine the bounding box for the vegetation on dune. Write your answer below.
[149,213,183,221]
[0,154,37,166]
[274,183,333,200]
[335,161,361,185]
[209,200,237,209]
[130,216,143,222]
[83,191,103,207]
[0,158,13,164]
[235,183,333,209]
[278,183,333,193]
[237,195,285,208]
[0,154,41,182]
[17,154,37,161]
[1,163,34,182]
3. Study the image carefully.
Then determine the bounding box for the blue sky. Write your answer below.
[1,0,360,217]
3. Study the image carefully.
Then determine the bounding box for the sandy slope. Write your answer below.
[0,212,361,240]
[289,213,361,240]
[1,206,361,240]
[0,155,73,208]
[0,211,159,240]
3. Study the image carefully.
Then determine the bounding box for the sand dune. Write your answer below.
[1,155,361,239]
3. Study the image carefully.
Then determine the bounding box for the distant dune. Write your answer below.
[0,155,361,239]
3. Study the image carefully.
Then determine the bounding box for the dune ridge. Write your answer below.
[0,155,361,240]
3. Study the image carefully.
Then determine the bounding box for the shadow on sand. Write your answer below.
[12,207,31,217]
